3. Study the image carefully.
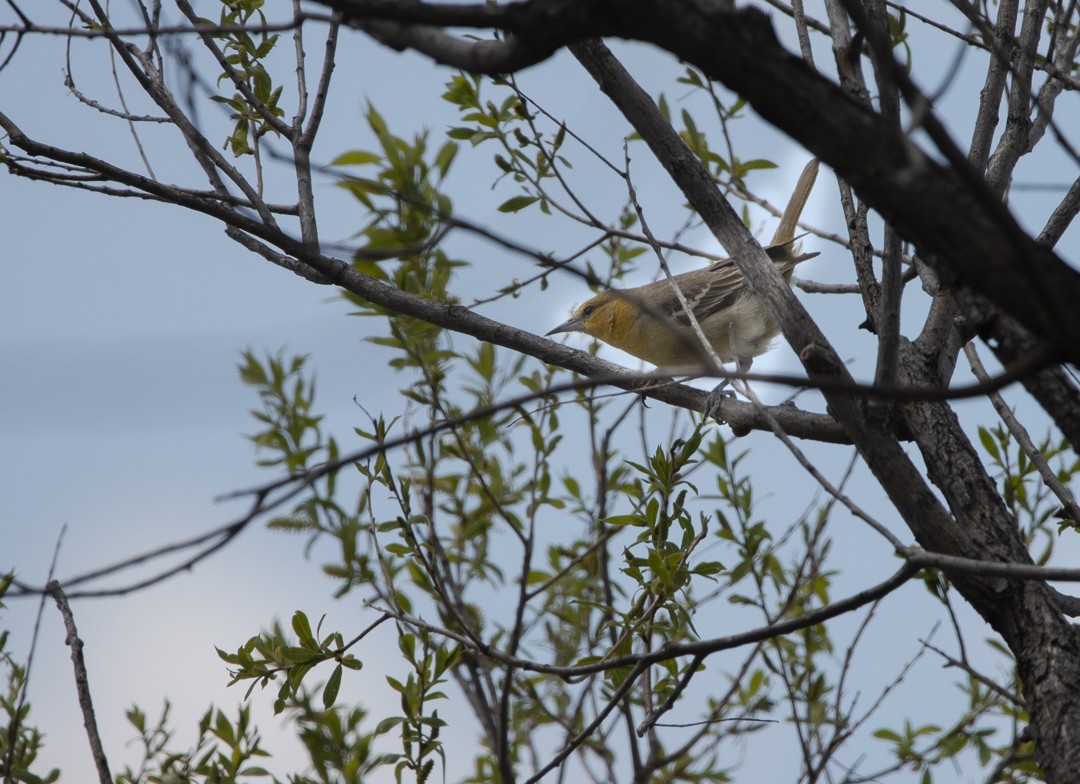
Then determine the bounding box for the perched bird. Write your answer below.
[547,159,819,374]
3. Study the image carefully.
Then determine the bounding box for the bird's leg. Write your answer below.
[704,381,736,423]
[703,362,740,423]
[706,328,741,422]
[705,356,752,436]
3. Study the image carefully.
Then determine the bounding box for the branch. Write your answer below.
[0,17,334,39]
[921,638,1026,709]
[900,548,1080,583]
[960,291,1080,453]
[311,0,1080,366]
[0,110,278,239]
[3,530,63,783]
[965,343,1080,525]
[47,582,112,784]
[370,562,920,681]
[357,18,559,72]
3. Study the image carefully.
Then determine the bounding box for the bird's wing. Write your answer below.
[637,248,819,327]
[677,263,749,322]
[626,159,821,328]
[628,263,748,327]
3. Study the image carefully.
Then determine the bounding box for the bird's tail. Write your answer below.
[770,158,819,248]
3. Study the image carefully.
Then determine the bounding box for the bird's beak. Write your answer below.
[546,316,585,337]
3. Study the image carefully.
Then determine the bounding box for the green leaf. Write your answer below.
[605,514,646,527]
[291,610,314,645]
[435,141,458,178]
[737,158,778,173]
[447,126,481,140]
[375,716,404,735]
[978,426,1000,462]
[331,149,383,166]
[873,728,903,742]
[497,195,539,213]
[322,664,343,708]
[692,560,725,577]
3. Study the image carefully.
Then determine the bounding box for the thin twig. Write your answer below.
[4,527,65,783]
[47,581,112,784]
[920,637,1026,708]
[965,343,1080,524]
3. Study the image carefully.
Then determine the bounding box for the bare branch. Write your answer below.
[304,0,1080,366]
[965,343,1080,524]
[47,582,112,784]
[367,562,919,678]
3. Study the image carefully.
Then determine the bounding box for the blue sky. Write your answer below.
[3,2,1079,781]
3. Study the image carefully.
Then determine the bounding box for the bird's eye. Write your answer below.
[582,305,595,317]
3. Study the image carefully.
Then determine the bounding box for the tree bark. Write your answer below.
[314,2,1080,777]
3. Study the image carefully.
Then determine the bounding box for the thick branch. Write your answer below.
[315,0,1080,367]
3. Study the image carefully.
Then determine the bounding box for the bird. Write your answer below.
[547,159,820,375]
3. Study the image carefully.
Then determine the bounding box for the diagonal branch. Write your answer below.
[47,582,112,784]
[312,0,1080,366]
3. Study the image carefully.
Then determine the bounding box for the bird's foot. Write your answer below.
[704,382,736,424]
[706,382,753,437]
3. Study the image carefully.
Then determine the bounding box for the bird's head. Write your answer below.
[545,291,623,342]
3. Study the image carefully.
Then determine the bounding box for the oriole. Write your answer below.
[547,160,819,372]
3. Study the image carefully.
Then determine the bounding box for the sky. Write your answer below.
[3,2,1079,782]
